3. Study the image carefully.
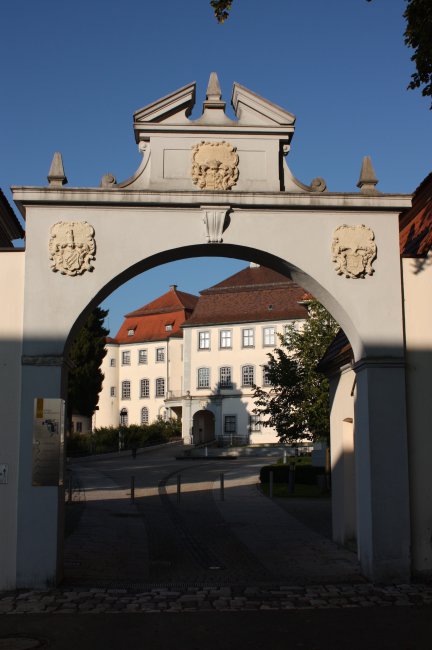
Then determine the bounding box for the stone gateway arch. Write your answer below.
[2,73,424,589]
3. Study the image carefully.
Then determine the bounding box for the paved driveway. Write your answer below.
[64,445,362,587]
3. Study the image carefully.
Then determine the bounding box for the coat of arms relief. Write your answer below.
[49,221,96,276]
[332,225,377,278]
[192,141,239,190]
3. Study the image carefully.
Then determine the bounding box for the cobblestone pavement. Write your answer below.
[1,583,432,613]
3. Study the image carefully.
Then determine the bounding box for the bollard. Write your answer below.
[130,475,135,503]
[283,450,287,464]
[68,475,73,503]
[220,472,225,501]
[269,470,273,499]
[205,446,208,458]
[177,474,181,503]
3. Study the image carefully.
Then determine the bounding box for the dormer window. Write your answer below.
[128,328,135,336]
[165,324,173,332]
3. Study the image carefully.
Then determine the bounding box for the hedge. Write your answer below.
[260,463,325,485]
[66,419,181,457]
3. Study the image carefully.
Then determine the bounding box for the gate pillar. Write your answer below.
[354,358,411,583]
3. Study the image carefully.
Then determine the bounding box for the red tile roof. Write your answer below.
[316,329,353,375]
[400,173,432,257]
[184,266,309,327]
[110,287,198,344]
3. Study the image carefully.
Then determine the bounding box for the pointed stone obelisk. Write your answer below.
[203,72,226,110]
[357,156,379,194]
[47,152,68,187]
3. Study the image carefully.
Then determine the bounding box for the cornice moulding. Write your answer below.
[11,186,412,216]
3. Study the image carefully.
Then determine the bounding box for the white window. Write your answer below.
[110,386,116,397]
[128,328,135,337]
[242,328,254,348]
[141,407,149,425]
[121,380,131,399]
[120,408,128,426]
[219,366,232,388]
[122,350,131,365]
[242,365,255,386]
[140,378,150,398]
[219,329,232,349]
[224,415,237,434]
[198,331,210,349]
[155,377,165,397]
[110,358,116,367]
[250,414,261,432]
[263,327,275,346]
[197,367,210,388]
[138,349,148,364]
[165,324,173,332]
[156,347,165,362]
[262,366,272,386]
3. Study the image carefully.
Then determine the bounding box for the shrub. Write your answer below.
[66,418,181,457]
[260,463,324,485]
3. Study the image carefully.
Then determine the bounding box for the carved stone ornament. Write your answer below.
[192,141,239,190]
[202,206,229,243]
[49,221,96,276]
[332,225,377,279]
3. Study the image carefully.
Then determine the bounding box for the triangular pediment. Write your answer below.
[232,82,296,126]
[133,81,196,128]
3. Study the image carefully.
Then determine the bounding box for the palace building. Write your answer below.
[96,264,309,444]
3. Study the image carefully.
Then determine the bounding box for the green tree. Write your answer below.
[67,307,109,426]
[367,0,432,106]
[210,0,233,23]
[253,300,339,444]
[402,0,432,105]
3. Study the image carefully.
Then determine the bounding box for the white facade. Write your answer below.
[97,337,183,429]
[182,316,302,445]
[97,266,307,445]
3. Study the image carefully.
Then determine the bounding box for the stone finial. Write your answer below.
[357,156,379,194]
[47,152,68,187]
[207,72,222,101]
[203,72,226,111]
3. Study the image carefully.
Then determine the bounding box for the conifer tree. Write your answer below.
[67,307,109,426]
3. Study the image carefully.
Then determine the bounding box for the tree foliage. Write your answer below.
[67,307,109,421]
[403,0,432,105]
[210,0,233,23]
[253,301,339,444]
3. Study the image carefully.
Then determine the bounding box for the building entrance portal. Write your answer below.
[1,73,414,589]
[192,410,215,445]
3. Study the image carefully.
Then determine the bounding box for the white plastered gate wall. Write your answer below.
[6,186,412,587]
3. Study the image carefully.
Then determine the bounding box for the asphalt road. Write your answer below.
[1,607,431,650]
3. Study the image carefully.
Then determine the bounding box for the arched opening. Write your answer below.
[60,252,358,589]
[119,408,128,427]
[192,409,215,445]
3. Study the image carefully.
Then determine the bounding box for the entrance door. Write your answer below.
[192,410,215,444]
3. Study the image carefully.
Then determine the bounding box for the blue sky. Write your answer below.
[1,0,430,334]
